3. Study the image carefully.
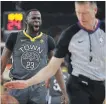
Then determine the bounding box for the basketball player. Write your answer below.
[2,9,67,104]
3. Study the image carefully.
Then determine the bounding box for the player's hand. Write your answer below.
[61,93,69,104]
[3,80,29,89]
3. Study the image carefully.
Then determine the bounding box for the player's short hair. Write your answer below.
[25,9,40,18]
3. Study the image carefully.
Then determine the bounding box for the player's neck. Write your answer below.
[25,28,39,36]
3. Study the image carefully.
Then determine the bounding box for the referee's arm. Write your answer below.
[27,56,64,86]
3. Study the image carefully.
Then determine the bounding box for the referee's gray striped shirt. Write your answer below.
[54,20,105,81]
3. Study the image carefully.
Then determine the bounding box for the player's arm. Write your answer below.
[1,32,17,75]
[1,33,15,75]
[47,35,67,95]
[45,35,55,88]
[1,47,12,75]
[54,67,69,104]
[54,64,67,95]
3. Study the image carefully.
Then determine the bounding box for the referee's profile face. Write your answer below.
[75,2,97,28]
[26,11,42,31]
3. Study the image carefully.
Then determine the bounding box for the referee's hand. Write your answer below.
[3,80,29,89]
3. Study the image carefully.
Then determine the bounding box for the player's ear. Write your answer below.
[24,17,28,25]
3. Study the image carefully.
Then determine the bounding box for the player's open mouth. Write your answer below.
[34,26,39,28]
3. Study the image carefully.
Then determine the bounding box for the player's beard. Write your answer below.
[33,26,39,32]
[29,25,40,32]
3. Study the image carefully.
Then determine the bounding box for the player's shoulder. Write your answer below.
[43,32,52,38]
[8,31,23,42]
[10,30,22,37]
[39,32,48,39]
[42,32,55,42]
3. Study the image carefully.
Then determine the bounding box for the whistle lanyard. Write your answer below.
[88,33,93,62]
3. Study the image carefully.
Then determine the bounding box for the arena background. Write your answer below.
[1,1,105,103]
[1,1,105,42]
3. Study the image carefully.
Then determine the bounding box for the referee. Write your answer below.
[4,1,105,104]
